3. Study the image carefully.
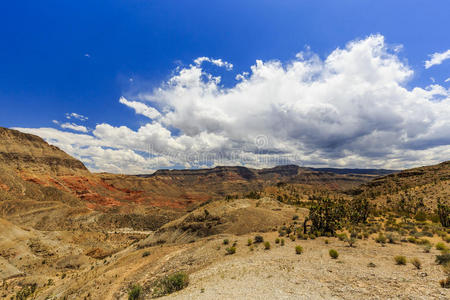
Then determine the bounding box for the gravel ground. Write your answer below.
[162,233,450,300]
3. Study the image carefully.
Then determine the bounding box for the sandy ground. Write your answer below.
[161,233,449,300]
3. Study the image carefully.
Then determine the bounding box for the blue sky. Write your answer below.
[2,1,450,173]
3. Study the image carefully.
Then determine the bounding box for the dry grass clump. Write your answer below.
[394,255,407,265]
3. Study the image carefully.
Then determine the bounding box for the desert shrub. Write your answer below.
[254,235,264,243]
[223,239,229,245]
[410,258,422,269]
[275,238,280,244]
[289,235,296,241]
[246,191,261,199]
[225,246,236,255]
[394,255,407,265]
[346,237,356,247]
[386,233,398,244]
[325,239,329,244]
[15,283,37,300]
[153,272,189,297]
[297,233,308,240]
[416,238,431,246]
[407,236,417,244]
[414,211,427,222]
[128,284,142,300]
[423,245,432,253]
[349,197,370,224]
[329,249,339,259]
[280,239,285,246]
[437,199,450,228]
[292,215,299,220]
[142,251,150,257]
[367,262,376,268]
[375,233,387,244]
[295,245,303,255]
[337,233,348,241]
[436,242,448,251]
[444,236,450,243]
[436,253,450,265]
[247,239,253,246]
[309,233,316,240]
[440,277,450,288]
[264,241,271,250]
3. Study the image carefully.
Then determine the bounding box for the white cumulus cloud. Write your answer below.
[425,49,450,69]
[59,123,89,133]
[193,57,233,70]
[14,34,450,173]
[65,112,88,121]
[119,96,161,119]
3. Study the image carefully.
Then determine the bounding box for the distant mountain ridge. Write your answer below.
[139,164,397,178]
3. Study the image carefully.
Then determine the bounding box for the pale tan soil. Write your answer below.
[2,223,450,299]
[163,233,449,300]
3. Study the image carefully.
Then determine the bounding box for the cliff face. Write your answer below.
[0,127,89,176]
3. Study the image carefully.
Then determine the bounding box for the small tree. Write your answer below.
[349,197,370,224]
[309,196,345,235]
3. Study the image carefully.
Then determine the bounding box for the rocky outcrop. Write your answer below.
[0,127,89,176]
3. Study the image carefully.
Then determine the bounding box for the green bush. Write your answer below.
[289,235,296,241]
[436,242,448,251]
[375,233,387,244]
[346,237,356,247]
[247,239,252,246]
[280,238,285,246]
[128,284,142,300]
[337,233,348,241]
[386,233,398,244]
[329,249,339,259]
[142,251,150,257]
[414,211,427,222]
[394,255,407,265]
[223,239,230,245]
[254,235,264,243]
[295,245,303,255]
[15,283,37,300]
[407,236,417,244]
[225,246,236,255]
[153,272,189,297]
[436,253,450,265]
[264,241,271,250]
[275,238,280,244]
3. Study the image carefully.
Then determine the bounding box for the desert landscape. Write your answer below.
[0,127,449,299]
[2,2,450,299]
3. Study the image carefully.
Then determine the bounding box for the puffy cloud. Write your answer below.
[14,35,450,173]
[119,96,161,119]
[425,49,450,69]
[59,123,89,133]
[65,112,88,121]
[193,57,233,70]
